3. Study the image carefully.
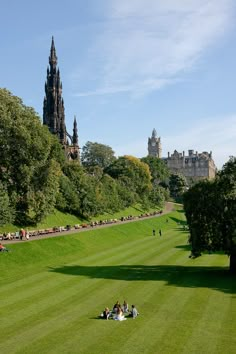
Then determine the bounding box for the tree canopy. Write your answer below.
[105,155,152,200]
[169,173,188,201]
[141,156,170,185]
[81,141,116,169]
[183,157,236,273]
[0,89,64,224]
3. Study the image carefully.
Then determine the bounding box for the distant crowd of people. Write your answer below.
[0,229,30,241]
[100,300,139,321]
[0,210,164,242]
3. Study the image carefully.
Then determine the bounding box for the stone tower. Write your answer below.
[148,128,162,158]
[43,37,80,161]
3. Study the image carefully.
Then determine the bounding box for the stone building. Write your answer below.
[147,129,217,184]
[148,128,162,158]
[43,37,80,161]
[166,149,216,184]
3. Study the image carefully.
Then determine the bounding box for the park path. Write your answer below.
[4,202,175,245]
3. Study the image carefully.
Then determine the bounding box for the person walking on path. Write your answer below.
[152,229,156,236]
[159,229,162,237]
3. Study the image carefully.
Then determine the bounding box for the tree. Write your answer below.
[0,182,14,225]
[62,162,104,217]
[81,141,116,169]
[105,155,152,202]
[147,185,166,209]
[0,89,64,224]
[141,156,170,185]
[56,174,80,214]
[169,173,188,201]
[183,157,236,273]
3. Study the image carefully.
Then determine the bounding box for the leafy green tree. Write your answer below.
[0,182,14,225]
[105,155,152,201]
[141,156,170,185]
[62,162,104,217]
[183,157,236,273]
[147,185,166,208]
[81,141,116,169]
[169,173,188,201]
[96,174,123,213]
[56,174,80,215]
[0,89,64,224]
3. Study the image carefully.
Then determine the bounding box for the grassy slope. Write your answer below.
[0,209,235,354]
[0,204,160,233]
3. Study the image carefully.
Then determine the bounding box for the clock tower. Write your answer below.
[148,128,162,158]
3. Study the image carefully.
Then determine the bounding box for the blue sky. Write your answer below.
[1,0,236,168]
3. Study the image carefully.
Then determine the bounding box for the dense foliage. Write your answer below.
[141,156,170,185]
[0,89,63,224]
[183,157,236,273]
[81,141,116,169]
[169,173,188,201]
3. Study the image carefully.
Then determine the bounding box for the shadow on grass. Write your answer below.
[175,244,191,250]
[177,209,185,214]
[49,264,236,295]
[169,216,187,225]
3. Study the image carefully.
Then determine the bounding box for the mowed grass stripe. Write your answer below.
[181,291,233,354]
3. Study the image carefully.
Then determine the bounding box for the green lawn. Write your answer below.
[0,209,235,354]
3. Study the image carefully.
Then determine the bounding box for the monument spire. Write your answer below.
[43,37,67,145]
[49,36,57,68]
[43,37,80,161]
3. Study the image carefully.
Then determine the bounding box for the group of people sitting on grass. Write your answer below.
[100,300,139,321]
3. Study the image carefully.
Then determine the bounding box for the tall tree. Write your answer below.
[141,156,170,185]
[169,173,188,201]
[81,141,116,169]
[0,89,64,224]
[0,182,14,225]
[183,157,236,273]
[105,155,152,202]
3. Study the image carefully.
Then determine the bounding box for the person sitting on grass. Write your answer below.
[113,300,121,313]
[113,305,126,321]
[0,243,9,252]
[129,305,139,319]
[101,307,110,320]
[122,300,129,313]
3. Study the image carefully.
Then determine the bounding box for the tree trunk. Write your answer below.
[229,253,236,274]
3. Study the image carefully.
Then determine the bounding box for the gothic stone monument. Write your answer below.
[43,37,80,161]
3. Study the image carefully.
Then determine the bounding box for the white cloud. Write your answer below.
[114,114,236,169]
[73,0,233,97]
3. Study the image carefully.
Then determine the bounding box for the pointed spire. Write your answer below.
[49,36,57,67]
[72,116,78,145]
[73,116,77,129]
[152,128,157,138]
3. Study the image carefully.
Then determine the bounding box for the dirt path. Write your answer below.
[3,202,175,245]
